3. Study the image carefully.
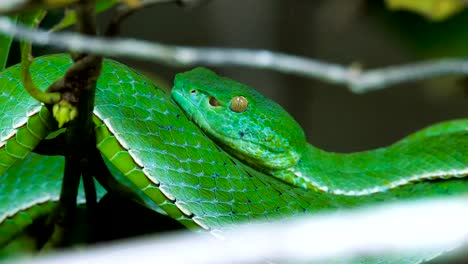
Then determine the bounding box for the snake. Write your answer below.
[0,54,467,262]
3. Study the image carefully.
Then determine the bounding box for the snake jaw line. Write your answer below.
[174,84,294,172]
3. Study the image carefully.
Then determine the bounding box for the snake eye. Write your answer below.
[209,96,221,107]
[190,89,197,94]
[229,96,248,113]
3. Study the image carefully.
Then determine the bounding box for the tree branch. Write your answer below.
[41,0,102,247]
[1,16,467,93]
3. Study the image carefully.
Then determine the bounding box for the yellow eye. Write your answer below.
[229,96,248,113]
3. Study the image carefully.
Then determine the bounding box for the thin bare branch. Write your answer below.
[1,16,468,93]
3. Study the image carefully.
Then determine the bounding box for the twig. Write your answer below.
[21,41,61,104]
[1,16,467,93]
[19,11,61,104]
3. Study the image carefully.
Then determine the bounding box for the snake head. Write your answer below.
[172,67,307,172]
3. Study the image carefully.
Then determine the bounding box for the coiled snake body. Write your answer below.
[0,54,467,262]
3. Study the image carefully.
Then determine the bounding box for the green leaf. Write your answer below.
[0,16,17,71]
[385,0,466,21]
[51,0,121,31]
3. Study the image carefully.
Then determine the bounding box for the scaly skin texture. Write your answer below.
[0,153,104,248]
[1,55,468,263]
[172,67,468,196]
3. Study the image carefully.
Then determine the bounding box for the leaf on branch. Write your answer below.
[53,100,78,128]
[385,0,466,21]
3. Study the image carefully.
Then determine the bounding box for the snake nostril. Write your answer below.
[190,89,197,94]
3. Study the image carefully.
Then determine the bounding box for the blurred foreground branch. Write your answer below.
[0,0,79,14]
[1,16,468,92]
[12,197,468,264]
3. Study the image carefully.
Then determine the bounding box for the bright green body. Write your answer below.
[172,67,468,195]
[0,55,467,262]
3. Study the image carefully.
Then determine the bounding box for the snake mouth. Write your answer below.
[172,88,243,148]
[172,89,270,155]
[172,87,300,171]
[171,88,195,120]
[172,88,223,138]
[172,88,281,151]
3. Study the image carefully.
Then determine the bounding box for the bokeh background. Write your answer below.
[9,0,468,151]
[115,0,468,152]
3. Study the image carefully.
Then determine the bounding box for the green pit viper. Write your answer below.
[0,54,467,262]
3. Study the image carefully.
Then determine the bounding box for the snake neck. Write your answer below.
[271,144,346,193]
[271,138,468,196]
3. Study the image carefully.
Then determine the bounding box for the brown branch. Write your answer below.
[33,134,66,155]
[43,0,103,247]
